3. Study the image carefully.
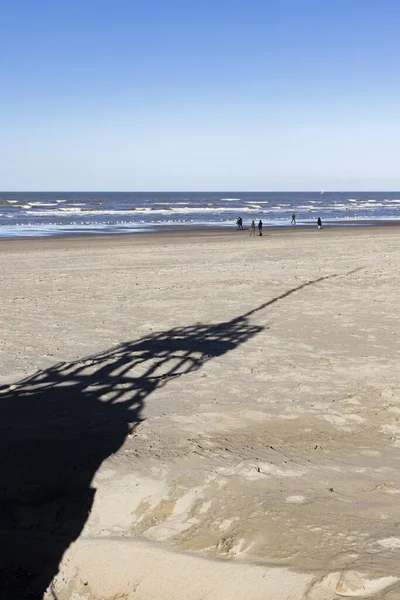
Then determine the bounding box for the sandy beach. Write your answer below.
[1,226,399,599]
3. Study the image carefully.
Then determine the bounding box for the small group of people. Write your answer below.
[236,214,322,233]
[250,219,263,236]
[236,217,263,235]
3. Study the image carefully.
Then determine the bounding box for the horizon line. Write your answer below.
[1,190,400,194]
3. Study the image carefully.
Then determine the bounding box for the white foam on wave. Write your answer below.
[29,206,270,217]
[330,203,354,209]
[352,203,384,208]
[28,202,59,207]
[59,206,87,212]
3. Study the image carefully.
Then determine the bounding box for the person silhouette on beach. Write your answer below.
[317,217,322,230]
[250,220,256,236]
[291,213,296,225]
[236,217,243,230]
[258,220,263,236]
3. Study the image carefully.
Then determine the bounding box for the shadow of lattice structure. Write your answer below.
[0,272,348,599]
[0,316,262,599]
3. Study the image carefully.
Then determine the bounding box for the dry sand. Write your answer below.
[0,226,399,599]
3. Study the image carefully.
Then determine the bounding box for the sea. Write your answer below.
[0,191,399,239]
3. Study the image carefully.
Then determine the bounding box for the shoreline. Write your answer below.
[1,219,400,248]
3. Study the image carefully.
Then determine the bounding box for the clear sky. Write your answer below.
[1,0,399,191]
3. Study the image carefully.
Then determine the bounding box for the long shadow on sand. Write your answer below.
[0,273,341,599]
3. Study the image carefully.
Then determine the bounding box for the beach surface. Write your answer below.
[1,226,399,599]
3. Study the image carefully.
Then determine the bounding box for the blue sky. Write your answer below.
[1,0,399,191]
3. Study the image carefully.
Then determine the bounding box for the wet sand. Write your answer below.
[0,226,399,599]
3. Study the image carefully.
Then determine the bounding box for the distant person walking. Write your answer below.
[258,220,263,236]
[236,216,243,230]
[291,213,296,225]
[250,220,256,236]
[317,217,322,230]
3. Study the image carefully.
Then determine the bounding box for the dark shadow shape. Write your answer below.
[0,272,352,599]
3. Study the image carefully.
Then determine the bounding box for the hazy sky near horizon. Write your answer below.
[1,0,399,191]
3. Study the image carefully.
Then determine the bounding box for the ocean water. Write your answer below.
[0,191,399,238]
